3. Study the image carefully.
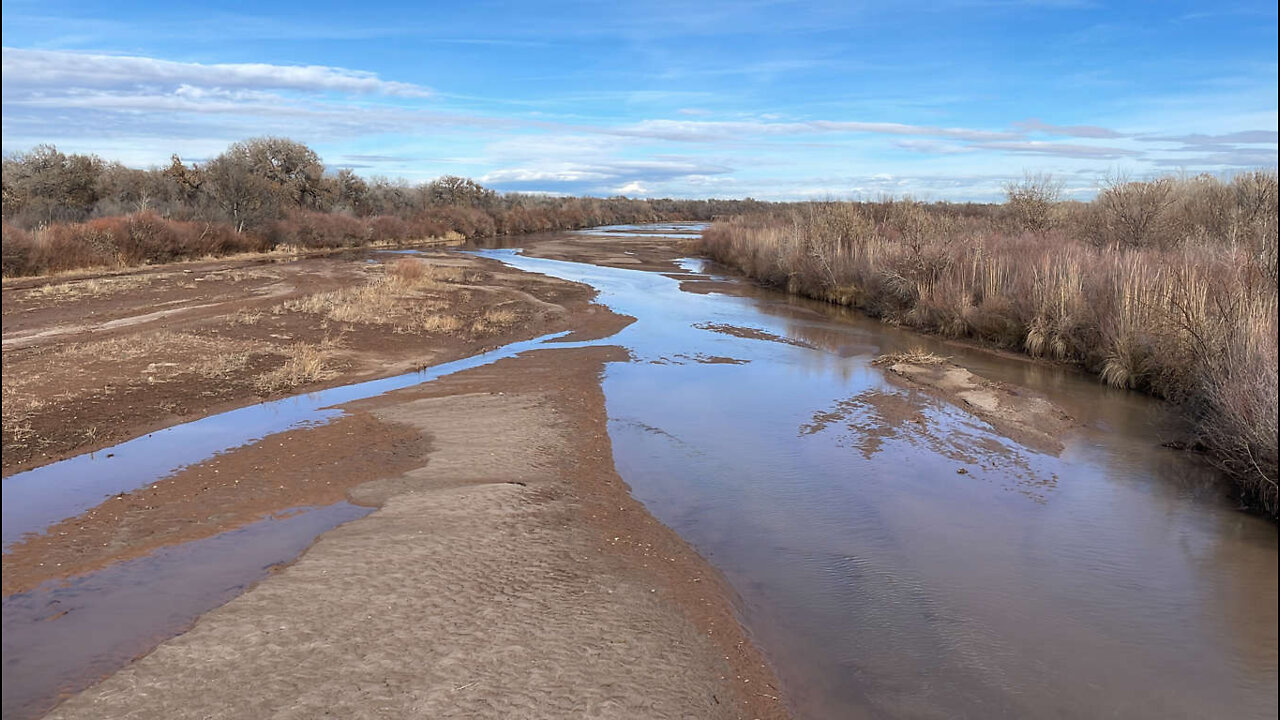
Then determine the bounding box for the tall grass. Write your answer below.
[701,172,1279,516]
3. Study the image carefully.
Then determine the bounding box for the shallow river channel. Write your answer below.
[4,224,1277,719]
[483,241,1278,719]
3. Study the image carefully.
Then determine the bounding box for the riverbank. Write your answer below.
[2,230,785,719]
[698,190,1278,517]
[1,246,603,474]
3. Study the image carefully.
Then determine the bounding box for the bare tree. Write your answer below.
[1004,172,1064,233]
[425,175,497,208]
[1092,174,1177,248]
[204,152,276,232]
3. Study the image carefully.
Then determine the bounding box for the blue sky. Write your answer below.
[2,0,1276,200]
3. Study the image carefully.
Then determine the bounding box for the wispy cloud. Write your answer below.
[972,140,1142,158]
[604,119,1019,143]
[1137,130,1279,145]
[479,158,733,194]
[1013,118,1127,139]
[1,48,433,97]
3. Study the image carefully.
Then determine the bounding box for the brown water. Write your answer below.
[1,503,370,719]
[480,246,1279,720]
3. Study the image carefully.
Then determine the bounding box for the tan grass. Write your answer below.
[470,307,520,335]
[872,348,949,366]
[231,309,264,326]
[701,172,1279,514]
[194,352,253,380]
[253,342,336,394]
[279,259,486,334]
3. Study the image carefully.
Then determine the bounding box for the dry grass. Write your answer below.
[194,352,253,380]
[279,258,479,334]
[470,306,521,335]
[253,341,338,394]
[702,171,1279,515]
[23,274,157,302]
[1,375,43,448]
[872,348,949,366]
[231,309,264,326]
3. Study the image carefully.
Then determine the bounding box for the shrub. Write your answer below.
[701,173,1279,516]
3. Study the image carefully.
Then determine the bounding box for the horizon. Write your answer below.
[2,0,1277,202]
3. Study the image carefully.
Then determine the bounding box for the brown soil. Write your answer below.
[2,248,605,475]
[43,340,786,720]
[1,412,432,596]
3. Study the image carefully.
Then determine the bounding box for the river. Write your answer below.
[478,235,1278,719]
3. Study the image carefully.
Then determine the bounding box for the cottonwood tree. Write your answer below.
[424,175,497,208]
[1004,172,1064,233]
[1,145,105,225]
[333,168,371,216]
[204,151,276,232]
[226,137,326,210]
[163,155,205,208]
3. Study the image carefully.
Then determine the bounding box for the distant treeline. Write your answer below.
[700,171,1279,516]
[1,137,772,276]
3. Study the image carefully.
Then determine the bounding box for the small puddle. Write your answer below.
[2,502,370,720]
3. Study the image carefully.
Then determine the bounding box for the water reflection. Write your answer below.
[479,247,1278,720]
[2,331,570,548]
[2,502,370,720]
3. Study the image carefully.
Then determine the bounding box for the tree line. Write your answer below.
[1,137,770,276]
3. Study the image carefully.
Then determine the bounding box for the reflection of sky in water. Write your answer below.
[2,502,369,719]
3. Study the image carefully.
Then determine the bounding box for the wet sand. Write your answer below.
[41,341,784,720]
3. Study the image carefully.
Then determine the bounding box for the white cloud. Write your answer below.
[972,140,1141,158]
[604,118,1020,143]
[1,48,432,97]
[1013,118,1127,139]
[616,181,649,195]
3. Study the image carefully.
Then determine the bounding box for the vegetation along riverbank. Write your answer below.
[700,172,1278,516]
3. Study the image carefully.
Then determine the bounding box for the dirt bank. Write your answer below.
[2,247,608,475]
[41,341,785,719]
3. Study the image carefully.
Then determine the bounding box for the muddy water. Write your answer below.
[477,246,1279,719]
[2,502,370,720]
